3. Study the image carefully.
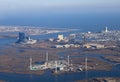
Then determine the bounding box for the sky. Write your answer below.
[0,0,120,28]
[0,0,120,15]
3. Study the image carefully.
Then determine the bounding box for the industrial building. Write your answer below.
[29,55,69,71]
[83,43,105,49]
[54,44,81,48]
[29,53,83,73]
[57,34,64,42]
[58,34,64,40]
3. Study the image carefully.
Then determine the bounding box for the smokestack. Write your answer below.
[30,56,32,70]
[68,55,70,66]
[85,56,88,71]
[46,52,48,62]
[55,61,58,73]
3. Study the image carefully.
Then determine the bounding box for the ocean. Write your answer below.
[1,13,120,32]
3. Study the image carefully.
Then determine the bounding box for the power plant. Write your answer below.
[29,52,83,73]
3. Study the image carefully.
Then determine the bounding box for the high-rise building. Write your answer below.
[16,32,37,44]
[19,32,25,41]
[16,32,26,43]
[58,34,64,41]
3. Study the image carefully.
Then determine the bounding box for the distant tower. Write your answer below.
[68,55,70,66]
[85,56,88,81]
[55,61,58,73]
[46,52,48,63]
[19,32,26,41]
[30,57,32,70]
[83,35,86,44]
[16,32,26,43]
[85,56,88,71]
[45,52,49,67]
[105,27,108,32]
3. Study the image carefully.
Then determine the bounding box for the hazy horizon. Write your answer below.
[0,0,120,30]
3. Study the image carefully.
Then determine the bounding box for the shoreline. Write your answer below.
[0,70,120,82]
